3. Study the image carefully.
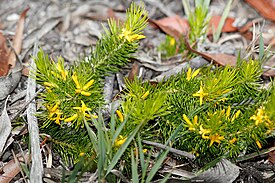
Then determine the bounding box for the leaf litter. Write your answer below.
[0,0,275,182]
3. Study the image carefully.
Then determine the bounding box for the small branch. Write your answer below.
[142,140,195,160]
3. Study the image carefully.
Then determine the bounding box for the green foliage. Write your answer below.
[160,0,210,58]
[158,36,185,58]
[83,109,144,182]
[156,60,274,163]
[212,0,233,42]
[34,1,148,164]
[185,0,211,44]
[119,78,169,136]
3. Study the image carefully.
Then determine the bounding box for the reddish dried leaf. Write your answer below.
[268,150,275,164]
[184,36,236,67]
[0,153,29,183]
[0,33,9,76]
[262,55,275,77]
[150,15,189,39]
[8,7,29,68]
[245,0,275,21]
[128,61,139,82]
[208,16,237,34]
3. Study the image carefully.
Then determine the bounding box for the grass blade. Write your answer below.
[131,150,139,182]
[106,123,143,175]
[259,33,264,62]
[213,0,233,42]
[138,133,145,170]
[84,118,98,153]
[145,149,169,183]
[182,0,191,18]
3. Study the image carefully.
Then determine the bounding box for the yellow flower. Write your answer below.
[231,110,241,122]
[50,110,63,125]
[47,102,60,118]
[44,82,56,88]
[56,61,68,80]
[72,72,94,96]
[193,81,208,106]
[199,125,211,139]
[119,28,145,42]
[256,140,262,149]
[183,114,198,131]
[83,79,95,90]
[79,152,86,157]
[73,101,92,117]
[141,91,150,100]
[114,135,127,148]
[186,68,200,81]
[226,106,231,119]
[209,133,224,147]
[116,110,124,122]
[64,113,78,122]
[170,38,175,46]
[250,108,266,126]
[72,72,81,89]
[229,138,237,144]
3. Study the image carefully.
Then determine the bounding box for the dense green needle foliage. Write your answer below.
[34,2,148,163]
[33,1,275,181]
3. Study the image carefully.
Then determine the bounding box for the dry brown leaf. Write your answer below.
[0,33,9,76]
[245,0,275,21]
[0,152,29,183]
[8,7,29,68]
[209,16,237,34]
[127,61,139,82]
[184,36,236,67]
[150,15,189,39]
[262,55,275,77]
[268,149,275,164]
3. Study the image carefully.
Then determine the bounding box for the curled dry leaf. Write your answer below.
[0,33,9,76]
[209,16,238,34]
[0,152,29,183]
[262,55,275,77]
[184,36,237,67]
[8,7,29,68]
[151,15,240,40]
[0,97,11,153]
[245,0,275,21]
[0,57,22,100]
[193,159,240,183]
[149,15,189,39]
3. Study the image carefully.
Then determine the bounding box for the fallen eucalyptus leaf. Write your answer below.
[0,58,22,101]
[193,159,240,183]
[0,97,11,153]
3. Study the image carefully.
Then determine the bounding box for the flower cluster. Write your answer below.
[119,28,145,42]
[183,106,241,148]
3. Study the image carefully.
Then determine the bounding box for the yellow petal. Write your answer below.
[72,72,81,89]
[256,140,262,149]
[226,106,231,118]
[183,114,192,126]
[44,82,55,87]
[229,138,237,144]
[191,69,200,79]
[186,68,192,81]
[83,79,95,90]
[64,114,78,122]
[141,91,149,100]
[170,38,175,46]
[81,91,91,96]
[50,102,60,113]
[193,115,198,125]
[116,110,124,122]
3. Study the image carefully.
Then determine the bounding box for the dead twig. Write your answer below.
[142,140,195,160]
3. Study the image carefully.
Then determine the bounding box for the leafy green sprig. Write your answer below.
[34,2,148,163]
